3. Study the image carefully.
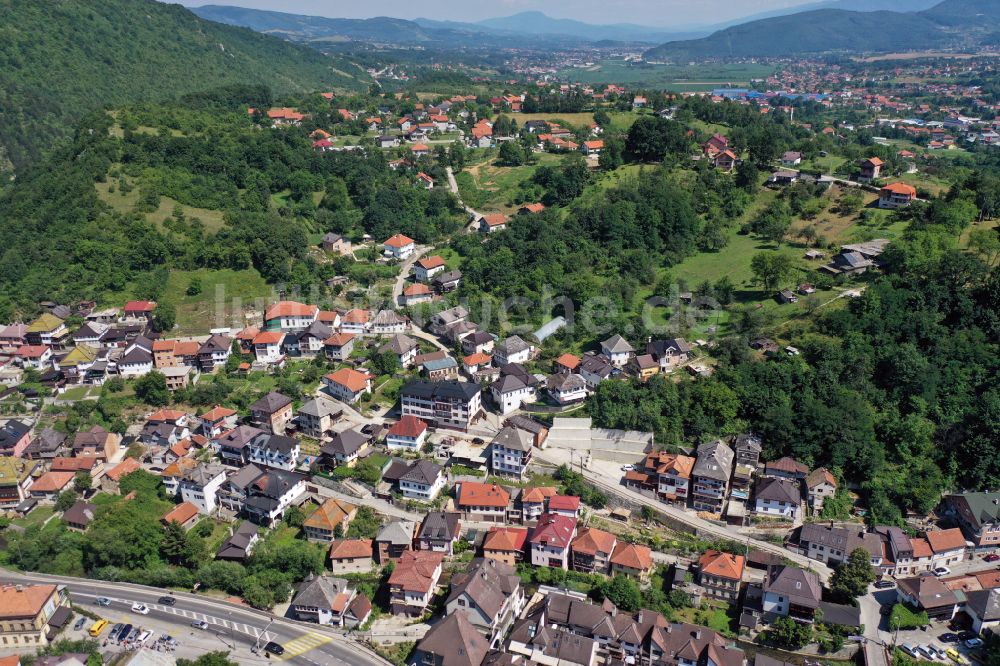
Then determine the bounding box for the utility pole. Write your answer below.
[253,618,275,655]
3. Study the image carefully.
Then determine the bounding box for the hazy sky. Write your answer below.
[172,0,821,27]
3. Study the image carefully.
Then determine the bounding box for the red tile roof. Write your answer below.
[162,501,199,526]
[105,457,140,482]
[698,549,745,580]
[417,256,445,270]
[571,527,617,555]
[202,405,236,422]
[325,368,370,393]
[324,333,355,347]
[124,300,157,312]
[330,539,373,560]
[882,182,917,196]
[384,234,415,248]
[484,527,528,553]
[387,415,427,439]
[926,528,967,554]
[611,542,653,571]
[529,513,576,548]
[388,550,444,593]
[549,495,581,511]
[252,331,284,345]
[265,301,318,320]
[458,482,510,509]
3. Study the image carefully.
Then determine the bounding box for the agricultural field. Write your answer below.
[556,60,774,90]
[163,267,274,335]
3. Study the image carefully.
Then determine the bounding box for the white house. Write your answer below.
[252,331,286,365]
[491,374,536,415]
[414,256,446,282]
[383,234,416,260]
[178,463,228,514]
[323,369,372,404]
[263,301,319,333]
[493,335,533,366]
[247,433,301,471]
[489,426,533,478]
[600,334,634,367]
[385,416,428,452]
[546,373,587,405]
[399,460,446,501]
[529,513,576,569]
[753,477,801,521]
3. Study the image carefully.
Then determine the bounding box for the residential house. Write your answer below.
[647,451,695,503]
[241,468,307,527]
[571,528,617,575]
[323,333,355,362]
[530,513,576,569]
[631,354,659,381]
[161,457,199,497]
[489,426,534,479]
[946,491,1000,549]
[321,233,352,255]
[493,336,534,367]
[197,334,231,372]
[896,575,959,621]
[445,558,524,645]
[376,520,416,564]
[578,353,615,389]
[733,434,762,468]
[519,486,557,523]
[28,471,75,501]
[338,309,370,336]
[461,331,495,356]
[264,301,319,333]
[247,432,300,471]
[753,477,801,521]
[379,334,419,368]
[796,523,884,567]
[457,481,510,523]
[546,370,587,405]
[600,335,634,367]
[483,527,529,566]
[25,314,69,348]
[22,429,66,461]
[858,157,883,183]
[324,369,372,404]
[62,500,98,532]
[400,380,482,431]
[388,550,445,616]
[878,182,917,209]
[116,339,154,377]
[429,306,468,336]
[15,345,52,370]
[491,368,537,416]
[422,355,459,382]
[414,256,446,282]
[0,457,37,508]
[609,542,654,582]
[479,214,508,234]
[303,498,358,542]
[178,463,227,514]
[697,550,745,601]
[371,309,409,336]
[432,270,462,294]
[399,460,446,502]
[161,501,200,531]
[385,416,429,452]
[762,566,822,622]
[384,234,416,260]
[250,392,294,433]
[296,397,342,440]
[925,528,967,568]
[290,575,358,627]
[416,512,462,554]
[713,150,737,171]
[0,583,70,648]
[329,539,375,574]
[199,406,238,438]
[0,420,32,458]
[782,151,803,166]
[549,495,581,520]
[252,331,286,365]
[764,457,809,481]
[691,440,734,513]
[581,140,603,155]
[320,429,371,469]
[805,468,837,515]
[411,611,489,666]
[215,521,260,562]
[100,457,140,494]
[212,425,263,465]
[963,588,1000,635]
[403,283,433,306]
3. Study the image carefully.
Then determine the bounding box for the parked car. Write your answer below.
[191,620,209,630]
[964,638,984,649]
[940,633,960,643]
[983,553,1000,562]
[116,623,133,643]
[958,631,977,641]
[901,644,920,658]
[874,580,896,589]
[74,617,87,631]
[95,597,112,606]
[946,648,965,664]
[933,566,952,577]
[928,645,948,660]
[265,642,285,656]
[158,596,176,606]
[126,627,140,644]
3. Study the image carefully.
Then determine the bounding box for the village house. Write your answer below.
[323,332,355,362]
[412,611,489,666]
[878,182,917,209]
[290,575,362,627]
[399,459,445,502]
[400,380,482,431]
[547,372,588,405]
[216,521,260,562]
[323,369,372,404]
[199,405,238,438]
[530,512,576,569]
[571,527,617,575]
[753,477,801,521]
[378,333,419,368]
[895,574,959,621]
[609,542,654,582]
[946,491,1000,548]
[0,420,32,458]
[161,501,200,531]
[247,432,300,471]
[388,550,445,617]
[483,526,529,566]
[859,157,883,183]
[414,255,446,282]
[795,523,884,567]
[383,234,416,260]
[62,499,98,532]
[805,467,837,514]
[250,391,294,434]
[691,440,734,513]
[416,511,462,554]
[491,369,537,415]
[445,557,525,645]
[578,353,615,389]
[0,583,70,648]
[762,565,822,622]
[178,463,227,514]
[489,426,534,479]
[28,471,75,501]
[320,428,370,469]
[252,331,285,365]
[432,270,462,294]
[264,301,319,333]
[321,233,352,255]
[329,539,374,574]
[479,213,508,234]
[339,309,370,336]
[375,520,415,564]
[303,498,358,542]
[601,334,634,367]
[782,151,802,166]
[697,550,745,601]
[457,481,510,523]
[403,283,432,306]
[493,335,534,366]
[925,528,968,568]
[385,416,428,452]
[241,468,307,527]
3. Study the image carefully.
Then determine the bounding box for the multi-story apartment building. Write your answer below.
[691,440,734,513]
[400,380,482,431]
[489,426,534,478]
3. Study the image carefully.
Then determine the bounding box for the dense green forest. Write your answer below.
[0,0,369,172]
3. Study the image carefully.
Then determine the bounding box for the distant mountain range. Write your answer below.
[644,0,1000,60]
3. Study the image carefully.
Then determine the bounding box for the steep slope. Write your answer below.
[0,0,369,172]
[193,5,442,42]
[472,11,693,43]
[644,0,995,61]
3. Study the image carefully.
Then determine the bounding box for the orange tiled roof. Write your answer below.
[611,542,653,571]
[30,471,75,492]
[458,481,510,508]
[202,405,236,422]
[162,501,199,525]
[926,528,967,553]
[325,368,370,393]
[330,539,373,560]
[556,353,581,369]
[252,331,284,345]
[882,182,917,196]
[418,256,445,270]
[324,333,355,347]
[106,457,140,482]
[484,526,528,552]
[910,537,933,558]
[0,584,59,619]
[521,486,557,503]
[572,527,617,555]
[305,498,357,531]
[265,301,318,321]
[698,549,745,580]
[384,234,415,248]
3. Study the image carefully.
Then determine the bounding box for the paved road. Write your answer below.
[0,570,390,666]
[533,448,833,582]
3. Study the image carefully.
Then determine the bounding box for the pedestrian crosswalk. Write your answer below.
[279,631,332,660]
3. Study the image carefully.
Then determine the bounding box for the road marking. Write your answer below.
[277,631,332,660]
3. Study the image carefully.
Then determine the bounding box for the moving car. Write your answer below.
[88,619,109,637]
[934,566,952,577]
[131,603,150,615]
[265,642,285,656]
[958,631,977,641]
[191,620,209,630]
[94,597,112,606]
[158,596,176,606]
[984,553,1000,562]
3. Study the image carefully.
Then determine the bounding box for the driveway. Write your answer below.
[390,245,429,307]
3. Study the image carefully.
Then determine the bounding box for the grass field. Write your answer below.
[557,61,774,90]
[163,267,273,334]
[458,153,561,213]
[505,112,595,128]
[96,174,228,232]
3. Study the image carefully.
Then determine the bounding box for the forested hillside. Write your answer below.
[0,0,369,172]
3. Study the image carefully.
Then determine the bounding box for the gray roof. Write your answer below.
[402,380,480,402]
[432,306,468,326]
[418,512,461,542]
[734,434,762,454]
[755,477,801,504]
[62,500,97,527]
[372,310,408,327]
[227,464,265,491]
[496,335,530,356]
[376,520,415,545]
[415,612,489,666]
[322,429,369,457]
[965,588,1000,622]
[298,397,343,419]
[423,356,458,371]
[763,565,822,608]
[798,523,883,559]
[216,521,259,559]
[817,601,862,628]
[379,333,418,356]
[250,391,292,414]
[948,492,1000,529]
[693,440,735,481]
[446,558,519,619]
[216,425,265,450]
[292,575,350,609]
[646,338,691,358]
[401,459,442,485]
[601,334,634,354]
[491,426,534,453]
[547,373,586,392]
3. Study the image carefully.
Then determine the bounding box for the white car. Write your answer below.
[933,566,952,577]
[620,465,632,472]
[131,603,150,615]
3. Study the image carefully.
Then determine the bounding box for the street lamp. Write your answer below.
[253,618,275,655]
